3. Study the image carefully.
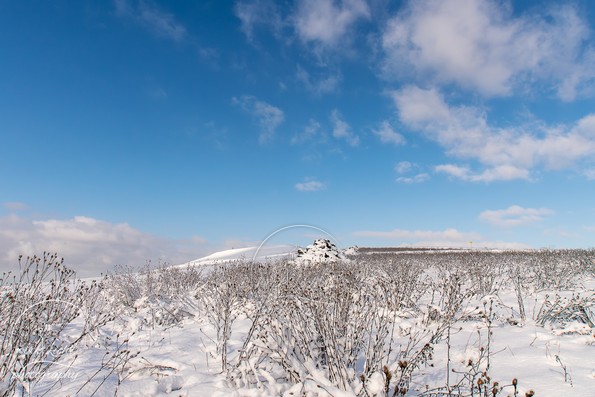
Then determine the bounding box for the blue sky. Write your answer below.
[1,0,595,276]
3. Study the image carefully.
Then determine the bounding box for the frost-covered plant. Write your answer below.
[369,254,428,311]
[102,261,204,334]
[255,263,394,391]
[392,271,467,397]
[0,253,109,396]
[526,249,587,291]
[196,261,251,371]
[536,292,595,328]
[104,261,203,310]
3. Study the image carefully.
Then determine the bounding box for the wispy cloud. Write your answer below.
[233,0,370,58]
[390,85,595,181]
[396,173,429,183]
[330,109,359,146]
[395,161,412,174]
[559,231,581,238]
[395,159,428,183]
[115,0,186,42]
[296,65,342,95]
[354,228,481,241]
[292,119,322,144]
[542,227,581,239]
[479,205,554,227]
[381,0,595,100]
[585,169,595,180]
[435,164,530,182]
[234,0,282,42]
[295,179,326,191]
[233,95,285,144]
[199,47,221,69]
[372,120,406,146]
[294,0,370,47]
[353,227,530,249]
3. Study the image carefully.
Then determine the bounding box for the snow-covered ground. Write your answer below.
[179,244,301,267]
[3,243,595,397]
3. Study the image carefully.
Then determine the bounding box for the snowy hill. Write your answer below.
[181,240,358,268]
[181,244,301,266]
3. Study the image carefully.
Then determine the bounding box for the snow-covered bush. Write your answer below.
[196,261,252,371]
[104,261,203,310]
[101,262,205,339]
[0,253,109,396]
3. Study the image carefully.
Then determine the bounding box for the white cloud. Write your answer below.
[372,120,406,146]
[543,227,581,239]
[294,0,370,47]
[292,119,321,144]
[115,0,186,42]
[354,227,480,241]
[559,231,581,238]
[199,47,221,69]
[584,169,595,180]
[221,238,260,250]
[395,161,412,174]
[391,86,451,129]
[0,213,212,278]
[391,85,595,181]
[233,0,370,57]
[295,179,326,191]
[296,65,342,95]
[583,225,595,232]
[330,109,359,146]
[435,164,530,182]
[479,205,554,227]
[381,0,595,100]
[234,0,281,42]
[353,227,530,249]
[233,95,285,144]
[396,173,429,183]
[434,164,471,179]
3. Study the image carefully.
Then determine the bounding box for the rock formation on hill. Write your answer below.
[294,239,350,264]
[343,245,359,255]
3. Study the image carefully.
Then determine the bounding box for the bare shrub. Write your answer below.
[0,253,110,396]
[195,261,251,371]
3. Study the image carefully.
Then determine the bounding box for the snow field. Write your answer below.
[2,245,595,396]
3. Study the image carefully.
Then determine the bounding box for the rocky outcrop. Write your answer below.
[294,239,348,265]
[343,245,359,255]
